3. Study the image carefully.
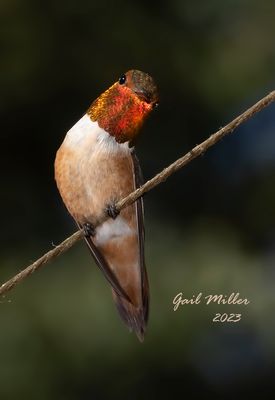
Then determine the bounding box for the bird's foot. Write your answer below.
[83,222,96,237]
[106,203,120,219]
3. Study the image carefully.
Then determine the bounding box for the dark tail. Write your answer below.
[112,289,149,342]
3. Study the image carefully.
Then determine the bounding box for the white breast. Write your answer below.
[64,114,129,154]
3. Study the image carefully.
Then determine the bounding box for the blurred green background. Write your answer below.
[1,0,275,398]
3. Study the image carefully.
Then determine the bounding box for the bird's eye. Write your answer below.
[118,74,126,85]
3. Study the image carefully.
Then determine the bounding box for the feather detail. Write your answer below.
[109,151,149,340]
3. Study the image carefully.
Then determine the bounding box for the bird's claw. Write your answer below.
[83,222,96,237]
[106,203,120,219]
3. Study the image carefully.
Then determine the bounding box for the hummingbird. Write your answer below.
[55,70,158,341]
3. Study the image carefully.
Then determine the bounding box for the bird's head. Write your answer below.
[88,70,159,144]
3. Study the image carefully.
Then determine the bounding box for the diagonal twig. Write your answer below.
[1,90,275,297]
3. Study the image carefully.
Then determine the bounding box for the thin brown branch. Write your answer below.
[0,230,83,296]
[1,90,275,297]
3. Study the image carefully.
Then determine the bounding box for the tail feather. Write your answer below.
[112,290,148,342]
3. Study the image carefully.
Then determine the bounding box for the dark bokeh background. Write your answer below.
[1,0,275,398]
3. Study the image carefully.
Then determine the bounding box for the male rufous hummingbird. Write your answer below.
[55,70,158,341]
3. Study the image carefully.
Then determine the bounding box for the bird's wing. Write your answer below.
[77,221,132,303]
[130,149,149,323]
